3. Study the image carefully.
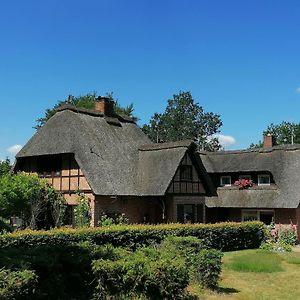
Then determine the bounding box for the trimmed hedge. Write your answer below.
[0,221,265,251]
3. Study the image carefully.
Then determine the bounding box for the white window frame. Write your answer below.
[239,175,251,180]
[258,174,271,186]
[220,176,231,186]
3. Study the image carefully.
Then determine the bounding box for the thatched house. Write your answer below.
[15,98,300,231]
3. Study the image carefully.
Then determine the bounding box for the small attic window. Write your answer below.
[220,176,231,186]
[258,174,270,186]
[180,165,192,181]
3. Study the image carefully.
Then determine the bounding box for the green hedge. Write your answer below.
[0,221,265,251]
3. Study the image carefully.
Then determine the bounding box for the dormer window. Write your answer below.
[239,175,251,180]
[220,176,231,186]
[258,174,270,186]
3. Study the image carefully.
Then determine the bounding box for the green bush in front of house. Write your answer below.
[0,268,38,300]
[0,238,222,299]
[92,246,190,299]
[0,221,265,251]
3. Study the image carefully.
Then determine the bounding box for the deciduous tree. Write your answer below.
[249,121,300,148]
[142,91,222,151]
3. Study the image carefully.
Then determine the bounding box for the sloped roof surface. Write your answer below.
[17,106,193,196]
[200,146,300,208]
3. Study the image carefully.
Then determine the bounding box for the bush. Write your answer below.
[98,213,129,227]
[0,244,95,299]
[0,221,265,251]
[92,247,189,299]
[0,219,11,233]
[0,173,67,230]
[160,236,223,288]
[0,268,37,300]
[278,225,298,246]
[194,249,223,288]
[74,193,91,228]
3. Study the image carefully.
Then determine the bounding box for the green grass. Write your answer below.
[189,249,300,300]
[226,250,283,273]
[280,252,300,265]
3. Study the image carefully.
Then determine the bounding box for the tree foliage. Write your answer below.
[0,173,66,229]
[142,91,223,151]
[35,92,138,129]
[0,159,11,177]
[250,121,300,148]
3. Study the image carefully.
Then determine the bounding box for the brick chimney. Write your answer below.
[95,96,114,116]
[263,134,275,148]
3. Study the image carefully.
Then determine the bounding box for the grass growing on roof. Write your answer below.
[225,250,284,273]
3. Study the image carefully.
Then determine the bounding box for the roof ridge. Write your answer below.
[199,144,300,156]
[139,140,194,151]
[56,104,136,123]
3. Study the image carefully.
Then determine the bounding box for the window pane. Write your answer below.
[258,175,270,185]
[242,210,258,221]
[183,204,194,223]
[221,176,231,186]
[180,165,192,181]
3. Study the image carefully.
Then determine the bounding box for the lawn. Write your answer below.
[189,249,300,300]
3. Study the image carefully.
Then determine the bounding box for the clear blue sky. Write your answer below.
[1,0,300,160]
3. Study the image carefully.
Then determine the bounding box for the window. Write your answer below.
[177,204,195,223]
[220,176,231,186]
[239,175,251,180]
[180,165,192,181]
[258,174,270,186]
[177,204,204,223]
[242,210,274,225]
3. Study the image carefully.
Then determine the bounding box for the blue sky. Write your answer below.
[1,0,300,160]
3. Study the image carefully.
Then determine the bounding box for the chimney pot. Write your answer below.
[263,134,275,148]
[95,96,114,116]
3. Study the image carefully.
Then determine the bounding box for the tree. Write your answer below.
[142,91,223,151]
[35,92,138,129]
[249,121,300,148]
[0,173,66,229]
[0,159,11,177]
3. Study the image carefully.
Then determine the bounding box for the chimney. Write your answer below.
[263,134,275,148]
[95,96,115,116]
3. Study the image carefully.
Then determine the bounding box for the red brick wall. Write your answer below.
[93,196,162,226]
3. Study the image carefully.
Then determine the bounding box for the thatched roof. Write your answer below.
[16,105,195,196]
[200,146,300,208]
[138,141,195,196]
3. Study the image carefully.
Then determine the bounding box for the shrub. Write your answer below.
[0,244,95,299]
[260,241,292,253]
[0,221,265,251]
[278,225,298,246]
[0,219,11,233]
[92,247,189,299]
[98,213,129,226]
[194,249,223,288]
[0,268,37,300]
[74,193,91,228]
[0,173,67,230]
